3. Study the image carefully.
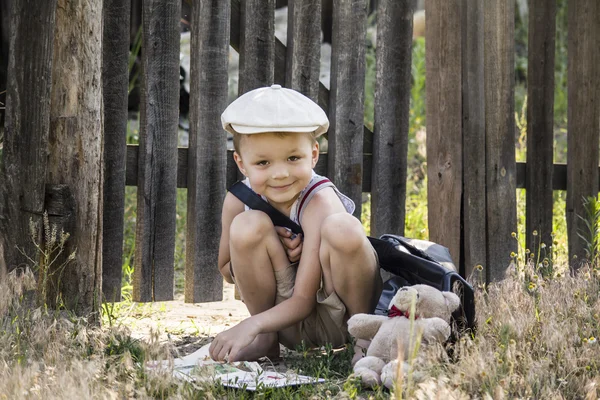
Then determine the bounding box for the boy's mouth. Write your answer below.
[270,183,293,190]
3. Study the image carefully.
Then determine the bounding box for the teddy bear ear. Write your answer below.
[443,291,461,312]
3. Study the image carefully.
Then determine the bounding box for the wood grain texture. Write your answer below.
[0,0,9,133]
[0,0,57,277]
[483,0,517,282]
[47,0,103,315]
[238,0,275,94]
[461,0,486,279]
[370,0,412,238]
[425,0,462,264]
[566,0,600,268]
[328,0,368,218]
[185,0,229,303]
[102,0,131,302]
[134,0,181,301]
[526,0,556,261]
[286,0,321,101]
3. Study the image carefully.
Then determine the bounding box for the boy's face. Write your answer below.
[233,132,319,208]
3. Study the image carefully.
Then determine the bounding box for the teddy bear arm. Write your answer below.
[347,314,389,340]
[420,317,451,343]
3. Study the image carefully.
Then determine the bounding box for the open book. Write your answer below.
[147,343,325,391]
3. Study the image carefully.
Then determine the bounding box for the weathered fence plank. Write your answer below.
[484,0,517,282]
[526,0,556,259]
[461,0,486,279]
[566,0,600,268]
[286,0,321,101]
[185,0,230,303]
[102,0,131,302]
[47,0,103,315]
[134,0,181,301]
[370,0,412,238]
[328,0,368,218]
[425,0,462,263]
[0,1,9,130]
[0,0,57,276]
[238,0,275,94]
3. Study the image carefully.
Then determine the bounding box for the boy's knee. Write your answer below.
[321,213,365,252]
[230,211,274,249]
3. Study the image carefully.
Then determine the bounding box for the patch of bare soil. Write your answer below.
[120,282,249,357]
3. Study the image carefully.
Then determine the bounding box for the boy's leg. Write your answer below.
[319,213,382,315]
[319,213,382,363]
[228,210,293,360]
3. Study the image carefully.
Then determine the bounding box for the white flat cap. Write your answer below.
[221,84,329,137]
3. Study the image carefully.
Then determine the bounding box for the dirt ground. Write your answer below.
[120,282,250,357]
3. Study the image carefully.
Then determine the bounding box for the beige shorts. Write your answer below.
[231,244,380,350]
[274,263,349,350]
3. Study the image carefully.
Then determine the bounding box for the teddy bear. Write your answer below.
[347,284,461,389]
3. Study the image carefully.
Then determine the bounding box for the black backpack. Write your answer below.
[228,182,476,336]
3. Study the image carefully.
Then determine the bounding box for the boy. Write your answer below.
[209,84,382,362]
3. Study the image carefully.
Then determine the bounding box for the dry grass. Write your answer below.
[0,268,185,399]
[4,253,600,398]
[397,260,600,400]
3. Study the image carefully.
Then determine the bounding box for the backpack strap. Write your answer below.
[228,181,304,236]
[296,178,332,223]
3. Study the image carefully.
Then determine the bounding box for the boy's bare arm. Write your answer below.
[218,192,245,284]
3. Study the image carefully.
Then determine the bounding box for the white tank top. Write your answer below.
[242,171,355,227]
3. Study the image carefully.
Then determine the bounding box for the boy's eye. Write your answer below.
[288,156,300,161]
[256,160,269,166]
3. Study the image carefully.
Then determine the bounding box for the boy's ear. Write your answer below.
[311,141,319,168]
[233,151,246,176]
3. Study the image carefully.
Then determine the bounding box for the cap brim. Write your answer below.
[230,124,321,134]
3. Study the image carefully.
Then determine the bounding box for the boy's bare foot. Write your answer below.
[233,332,281,361]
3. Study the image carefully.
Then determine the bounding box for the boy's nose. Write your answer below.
[271,166,289,179]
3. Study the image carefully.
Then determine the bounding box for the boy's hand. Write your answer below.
[209,319,260,362]
[275,226,303,262]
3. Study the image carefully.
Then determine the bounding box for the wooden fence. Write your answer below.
[1,0,599,305]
